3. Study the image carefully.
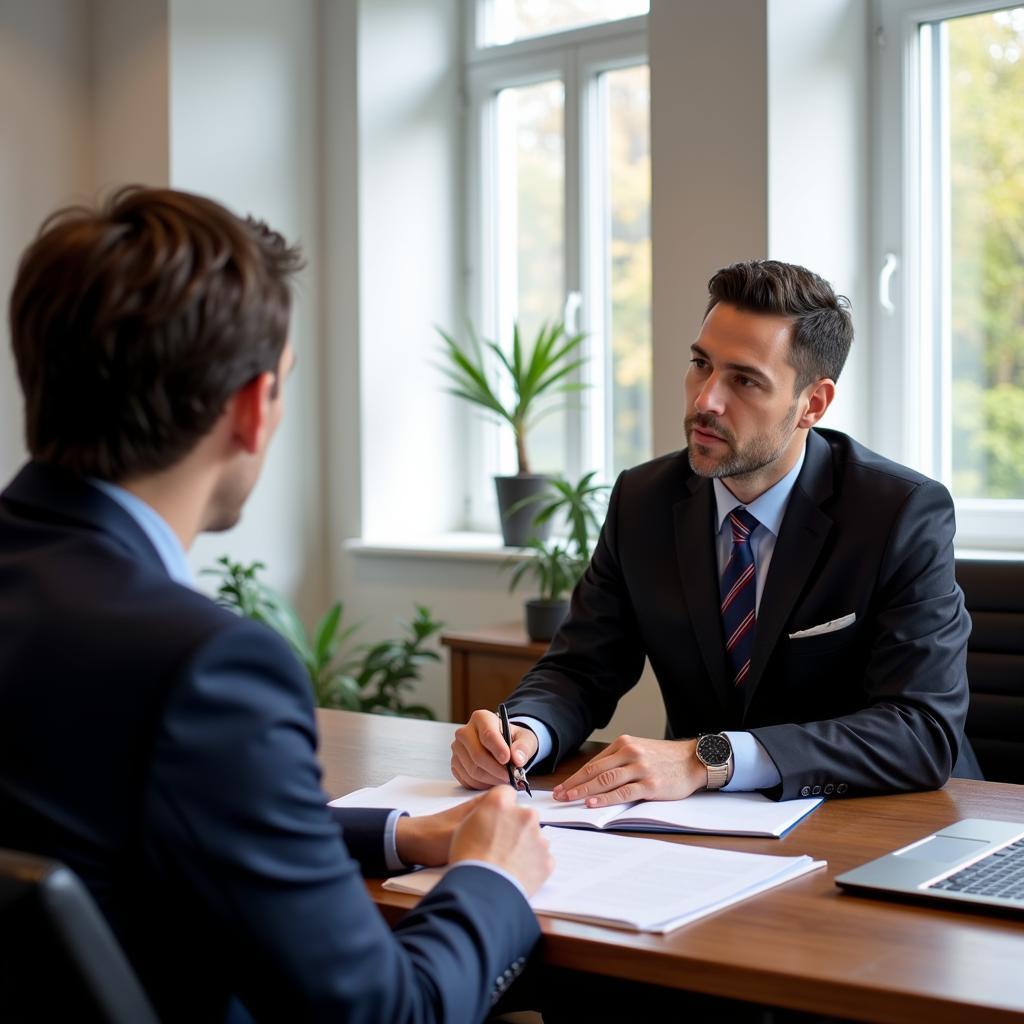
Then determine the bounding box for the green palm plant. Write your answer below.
[508,470,610,561]
[503,538,587,603]
[436,319,587,475]
[500,471,610,641]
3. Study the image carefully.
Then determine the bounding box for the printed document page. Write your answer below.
[383,826,826,933]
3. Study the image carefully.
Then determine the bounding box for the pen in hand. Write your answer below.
[497,703,532,798]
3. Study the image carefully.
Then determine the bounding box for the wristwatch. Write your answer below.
[695,732,734,790]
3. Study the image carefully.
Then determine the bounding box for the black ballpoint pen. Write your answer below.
[497,703,532,797]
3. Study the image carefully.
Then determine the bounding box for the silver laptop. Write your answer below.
[835,818,1024,915]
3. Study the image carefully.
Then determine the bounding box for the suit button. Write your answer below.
[800,786,811,797]
[824,783,834,795]
[811,785,821,795]
[836,783,848,794]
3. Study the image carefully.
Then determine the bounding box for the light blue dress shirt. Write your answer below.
[515,439,808,794]
[89,478,194,587]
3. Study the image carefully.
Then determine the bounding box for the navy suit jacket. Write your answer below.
[0,462,538,1023]
[506,429,981,798]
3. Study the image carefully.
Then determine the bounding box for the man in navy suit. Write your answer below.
[0,187,552,1022]
[452,260,980,807]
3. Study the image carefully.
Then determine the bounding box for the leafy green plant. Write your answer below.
[507,470,610,561]
[203,557,441,719]
[503,538,587,603]
[436,319,587,475]
[501,470,610,603]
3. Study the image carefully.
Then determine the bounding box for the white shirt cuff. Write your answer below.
[722,731,782,791]
[384,809,407,871]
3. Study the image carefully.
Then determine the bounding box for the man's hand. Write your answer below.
[394,798,482,867]
[552,735,705,807]
[450,786,553,896]
[451,709,539,790]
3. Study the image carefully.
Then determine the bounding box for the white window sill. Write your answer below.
[345,533,529,563]
[344,537,1022,565]
[954,547,1024,562]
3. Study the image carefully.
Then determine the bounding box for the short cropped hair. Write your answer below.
[705,260,853,391]
[9,186,303,481]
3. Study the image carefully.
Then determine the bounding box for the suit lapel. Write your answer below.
[741,430,834,715]
[672,475,733,712]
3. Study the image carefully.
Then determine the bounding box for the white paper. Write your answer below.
[330,774,822,839]
[606,789,823,838]
[383,827,826,933]
[329,776,474,815]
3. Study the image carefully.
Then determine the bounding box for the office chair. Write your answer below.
[0,847,159,1023]
[956,558,1024,784]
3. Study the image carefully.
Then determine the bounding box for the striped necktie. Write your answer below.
[720,507,759,686]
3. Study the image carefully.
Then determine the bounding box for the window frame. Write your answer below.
[872,0,1024,551]
[461,5,649,531]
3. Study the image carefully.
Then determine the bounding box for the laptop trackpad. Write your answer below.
[896,835,989,863]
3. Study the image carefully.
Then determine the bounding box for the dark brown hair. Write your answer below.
[705,260,853,391]
[9,186,304,480]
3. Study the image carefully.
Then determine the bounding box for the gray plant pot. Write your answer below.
[524,598,569,642]
[494,474,553,547]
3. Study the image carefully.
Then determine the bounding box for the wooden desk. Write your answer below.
[316,708,1024,1023]
[440,623,548,723]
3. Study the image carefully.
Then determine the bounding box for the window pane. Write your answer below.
[945,7,1024,499]
[604,64,651,474]
[486,0,648,47]
[496,80,565,474]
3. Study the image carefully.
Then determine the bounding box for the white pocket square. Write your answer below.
[788,613,856,639]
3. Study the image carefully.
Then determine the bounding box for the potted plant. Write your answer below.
[436,319,587,546]
[203,557,441,718]
[503,537,588,642]
[501,471,610,641]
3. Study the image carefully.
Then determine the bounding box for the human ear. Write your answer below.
[229,371,276,454]
[797,378,836,429]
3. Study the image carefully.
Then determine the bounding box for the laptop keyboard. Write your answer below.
[926,838,1024,901]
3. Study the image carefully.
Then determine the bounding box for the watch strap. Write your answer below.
[705,760,731,790]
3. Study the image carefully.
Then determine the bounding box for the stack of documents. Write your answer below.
[330,774,822,838]
[383,826,825,933]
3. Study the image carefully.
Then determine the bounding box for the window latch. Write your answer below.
[878,252,899,316]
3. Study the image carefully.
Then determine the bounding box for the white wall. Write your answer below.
[768,0,869,440]
[169,0,327,617]
[324,0,483,724]
[356,0,463,541]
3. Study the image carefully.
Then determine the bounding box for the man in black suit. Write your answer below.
[452,260,980,807]
[0,187,552,1023]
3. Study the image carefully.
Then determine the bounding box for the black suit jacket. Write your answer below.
[0,462,538,1023]
[506,429,980,799]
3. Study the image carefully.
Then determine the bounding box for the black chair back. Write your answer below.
[0,848,159,1023]
[957,558,1024,784]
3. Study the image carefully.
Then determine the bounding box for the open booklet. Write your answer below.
[329,774,822,838]
[383,826,826,933]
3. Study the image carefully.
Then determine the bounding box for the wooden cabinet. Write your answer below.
[441,623,550,723]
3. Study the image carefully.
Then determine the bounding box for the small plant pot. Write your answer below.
[524,598,569,642]
[494,474,553,547]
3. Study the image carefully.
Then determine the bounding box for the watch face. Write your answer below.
[697,733,731,767]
